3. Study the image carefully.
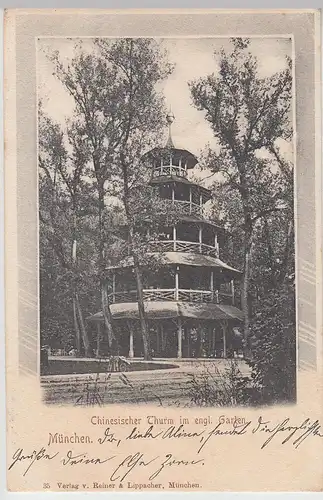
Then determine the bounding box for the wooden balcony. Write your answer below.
[109,288,234,305]
[152,165,187,179]
[149,239,219,258]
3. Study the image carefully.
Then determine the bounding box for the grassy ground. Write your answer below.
[41,359,251,407]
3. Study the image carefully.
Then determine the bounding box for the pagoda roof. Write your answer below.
[87,301,243,322]
[107,252,241,275]
[179,215,224,230]
[143,147,198,169]
[112,214,224,235]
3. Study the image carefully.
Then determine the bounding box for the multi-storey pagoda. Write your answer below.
[88,113,244,359]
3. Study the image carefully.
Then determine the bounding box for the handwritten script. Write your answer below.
[8,416,323,479]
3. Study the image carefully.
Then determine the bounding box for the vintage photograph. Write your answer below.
[38,36,296,407]
[6,9,322,493]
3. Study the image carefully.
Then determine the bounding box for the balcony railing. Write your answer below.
[109,288,234,305]
[149,239,219,258]
[159,199,203,217]
[152,165,187,179]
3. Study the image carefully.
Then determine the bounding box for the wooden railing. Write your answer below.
[152,165,187,179]
[177,289,216,303]
[109,288,234,305]
[149,239,219,258]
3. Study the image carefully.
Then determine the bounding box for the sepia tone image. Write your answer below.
[38,35,296,408]
[5,9,322,493]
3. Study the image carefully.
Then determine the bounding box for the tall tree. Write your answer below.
[189,38,292,352]
[96,38,173,360]
[38,107,93,356]
[48,42,127,353]
[49,38,173,360]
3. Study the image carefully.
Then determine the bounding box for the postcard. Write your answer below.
[4,8,323,492]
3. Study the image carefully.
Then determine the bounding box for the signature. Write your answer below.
[109,452,204,482]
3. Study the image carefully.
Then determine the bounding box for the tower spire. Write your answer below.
[166,108,175,148]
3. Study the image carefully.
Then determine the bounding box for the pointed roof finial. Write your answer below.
[166,108,175,148]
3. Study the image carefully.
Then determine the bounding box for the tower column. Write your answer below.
[199,225,203,254]
[210,270,214,301]
[175,265,179,300]
[231,279,235,306]
[173,226,177,251]
[212,327,216,357]
[221,321,227,358]
[214,232,219,257]
[127,321,134,358]
[177,317,183,358]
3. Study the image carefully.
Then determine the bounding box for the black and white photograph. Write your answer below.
[38,35,296,407]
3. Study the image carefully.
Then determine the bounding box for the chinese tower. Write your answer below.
[88,112,244,359]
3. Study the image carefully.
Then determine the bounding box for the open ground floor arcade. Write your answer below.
[88,301,244,359]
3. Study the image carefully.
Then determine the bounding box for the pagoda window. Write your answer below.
[143,268,174,289]
[177,222,199,243]
[172,156,180,167]
[174,183,190,201]
[202,225,216,247]
[159,183,172,200]
[179,267,209,290]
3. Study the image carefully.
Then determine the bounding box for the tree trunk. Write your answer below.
[72,296,81,355]
[241,229,253,358]
[121,157,152,361]
[101,282,117,355]
[97,181,117,353]
[75,292,92,357]
[71,216,91,358]
[132,247,152,360]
